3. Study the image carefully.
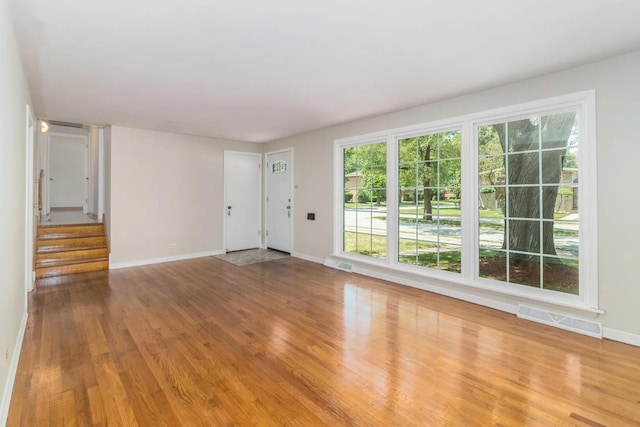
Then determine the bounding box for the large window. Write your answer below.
[343,141,387,258]
[334,91,596,309]
[478,112,580,294]
[398,130,462,272]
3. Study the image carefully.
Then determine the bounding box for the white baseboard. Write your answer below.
[109,250,225,269]
[350,261,517,315]
[603,327,640,347]
[0,310,28,427]
[291,252,324,264]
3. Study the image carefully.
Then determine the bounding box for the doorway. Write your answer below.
[224,151,262,252]
[47,132,88,213]
[266,149,293,253]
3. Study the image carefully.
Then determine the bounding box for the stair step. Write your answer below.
[36,256,109,269]
[35,259,109,279]
[37,236,106,252]
[37,223,104,239]
[36,247,109,265]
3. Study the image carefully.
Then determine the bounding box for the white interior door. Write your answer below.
[49,134,87,209]
[224,151,261,252]
[266,150,293,253]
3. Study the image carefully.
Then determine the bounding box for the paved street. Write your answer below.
[344,207,579,258]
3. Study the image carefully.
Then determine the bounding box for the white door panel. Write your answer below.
[266,150,292,253]
[49,134,86,209]
[224,152,261,252]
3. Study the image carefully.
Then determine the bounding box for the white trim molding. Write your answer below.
[0,311,28,427]
[603,327,640,347]
[109,250,224,269]
[292,252,324,264]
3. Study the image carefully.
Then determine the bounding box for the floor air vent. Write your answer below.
[324,259,353,272]
[517,304,602,338]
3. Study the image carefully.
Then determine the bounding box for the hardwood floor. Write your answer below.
[8,257,640,426]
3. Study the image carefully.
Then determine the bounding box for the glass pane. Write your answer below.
[438,193,460,217]
[438,245,462,273]
[541,149,565,184]
[418,161,438,186]
[370,143,387,167]
[354,145,366,169]
[399,188,418,206]
[509,254,541,287]
[479,124,504,156]
[369,166,387,188]
[356,232,372,256]
[542,256,578,294]
[416,244,461,272]
[479,219,504,250]
[550,219,579,259]
[440,218,461,244]
[398,238,418,265]
[399,164,418,187]
[440,159,461,187]
[399,138,418,163]
[541,112,577,150]
[440,131,461,159]
[355,189,371,204]
[479,154,505,184]
[507,152,539,185]
[507,117,539,152]
[417,135,438,161]
[507,186,539,219]
[507,219,540,253]
[564,147,579,168]
[479,249,506,281]
[343,231,357,254]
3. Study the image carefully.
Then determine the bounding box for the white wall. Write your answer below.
[0,0,30,422]
[104,126,112,242]
[264,50,640,338]
[89,125,99,215]
[109,126,259,266]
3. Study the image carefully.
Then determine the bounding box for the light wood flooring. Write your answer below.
[42,208,100,226]
[8,257,640,426]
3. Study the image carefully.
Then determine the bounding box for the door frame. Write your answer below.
[46,131,90,213]
[223,150,262,252]
[264,148,294,254]
[24,105,36,295]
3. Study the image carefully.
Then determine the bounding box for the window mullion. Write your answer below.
[386,134,398,266]
[461,120,475,282]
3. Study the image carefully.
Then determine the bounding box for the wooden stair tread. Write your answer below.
[37,245,107,254]
[35,221,109,279]
[35,260,109,279]
[36,257,109,268]
[37,232,106,240]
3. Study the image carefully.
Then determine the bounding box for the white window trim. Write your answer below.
[333,90,599,312]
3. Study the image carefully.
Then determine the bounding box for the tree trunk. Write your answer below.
[421,141,433,221]
[423,187,433,221]
[492,113,575,258]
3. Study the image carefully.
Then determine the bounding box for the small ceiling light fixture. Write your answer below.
[41,121,49,133]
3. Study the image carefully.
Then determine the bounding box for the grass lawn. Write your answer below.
[343,232,438,256]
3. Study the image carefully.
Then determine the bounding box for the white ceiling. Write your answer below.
[9,0,640,143]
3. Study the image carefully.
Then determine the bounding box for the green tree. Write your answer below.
[489,112,577,257]
[344,142,387,205]
[399,131,460,220]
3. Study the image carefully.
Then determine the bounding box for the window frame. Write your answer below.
[333,90,598,311]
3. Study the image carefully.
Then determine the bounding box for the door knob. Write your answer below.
[227,206,232,209]
[286,206,291,209]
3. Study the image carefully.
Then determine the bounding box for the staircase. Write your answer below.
[36,223,109,279]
